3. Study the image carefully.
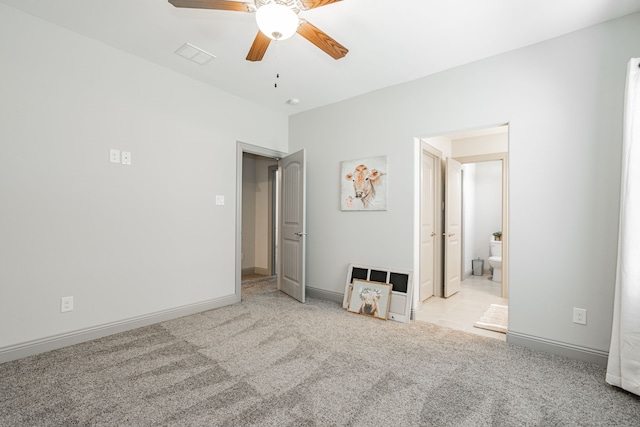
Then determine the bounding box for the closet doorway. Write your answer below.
[235,142,308,303]
[241,152,278,281]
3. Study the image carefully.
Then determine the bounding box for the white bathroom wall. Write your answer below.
[473,161,503,270]
[0,4,287,356]
[289,12,640,361]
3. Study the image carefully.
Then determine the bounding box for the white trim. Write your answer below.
[0,295,236,364]
[507,331,609,366]
[419,140,444,303]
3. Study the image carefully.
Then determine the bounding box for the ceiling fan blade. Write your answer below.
[300,0,342,9]
[168,0,254,12]
[297,21,348,60]
[246,31,271,61]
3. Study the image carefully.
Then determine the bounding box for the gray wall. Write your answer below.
[2,1,639,364]
[289,13,640,356]
[0,4,287,353]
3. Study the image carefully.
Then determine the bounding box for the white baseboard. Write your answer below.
[507,331,609,366]
[0,295,237,364]
[306,286,344,304]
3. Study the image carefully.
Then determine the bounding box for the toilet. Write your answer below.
[488,238,502,282]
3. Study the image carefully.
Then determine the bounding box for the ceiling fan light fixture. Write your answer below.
[256,3,299,41]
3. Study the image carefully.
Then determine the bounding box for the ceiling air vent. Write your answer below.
[175,43,216,65]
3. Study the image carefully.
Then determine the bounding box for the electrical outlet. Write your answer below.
[121,151,131,165]
[573,307,587,325]
[61,296,74,313]
[110,149,120,163]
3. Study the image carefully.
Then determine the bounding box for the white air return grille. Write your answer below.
[175,43,216,65]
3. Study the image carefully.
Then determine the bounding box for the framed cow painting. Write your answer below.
[347,279,392,320]
[341,156,387,211]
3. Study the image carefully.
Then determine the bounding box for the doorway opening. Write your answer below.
[414,125,509,340]
[235,143,307,304]
[240,152,278,282]
[235,143,286,303]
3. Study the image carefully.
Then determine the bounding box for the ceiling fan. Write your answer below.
[168,0,349,61]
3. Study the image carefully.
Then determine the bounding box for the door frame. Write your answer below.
[420,143,443,300]
[235,142,287,303]
[454,152,509,299]
[444,157,463,297]
[269,165,279,276]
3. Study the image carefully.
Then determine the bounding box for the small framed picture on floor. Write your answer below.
[347,279,392,320]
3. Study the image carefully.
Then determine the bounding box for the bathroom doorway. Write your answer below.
[415,125,509,339]
[456,153,508,299]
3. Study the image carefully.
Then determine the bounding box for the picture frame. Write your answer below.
[340,156,387,211]
[347,279,392,320]
[343,263,413,323]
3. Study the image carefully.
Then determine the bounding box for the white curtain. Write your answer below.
[606,58,640,396]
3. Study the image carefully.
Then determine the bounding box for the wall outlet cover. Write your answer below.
[573,307,587,325]
[61,296,74,313]
[110,149,120,163]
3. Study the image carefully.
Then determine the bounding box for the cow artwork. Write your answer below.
[358,287,382,317]
[340,156,387,211]
[346,279,392,320]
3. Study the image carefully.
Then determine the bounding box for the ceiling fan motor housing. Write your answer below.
[255,2,300,40]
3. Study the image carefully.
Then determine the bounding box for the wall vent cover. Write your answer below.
[175,43,216,65]
[343,263,414,323]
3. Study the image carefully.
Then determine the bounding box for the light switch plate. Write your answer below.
[216,195,225,205]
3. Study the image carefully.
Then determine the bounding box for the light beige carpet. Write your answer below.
[4,281,640,425]
[474,304,508,333]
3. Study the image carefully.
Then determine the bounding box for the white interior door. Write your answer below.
[278,149,306,302]
[444,158,462,297]
[420,152,436,301]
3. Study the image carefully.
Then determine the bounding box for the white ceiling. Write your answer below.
[3,0,640,115]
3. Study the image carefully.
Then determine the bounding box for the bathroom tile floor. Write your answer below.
[414,273,508,341]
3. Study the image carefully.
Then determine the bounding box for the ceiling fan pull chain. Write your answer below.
[274,40,280,88]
